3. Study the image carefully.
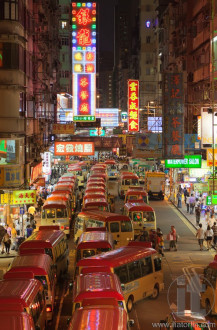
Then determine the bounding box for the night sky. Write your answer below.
[98,0,116,52]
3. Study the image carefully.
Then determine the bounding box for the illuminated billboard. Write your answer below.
[54,142,95,156]
[128,80,139,132]
[72,2,97,122]
[96,108,119,127]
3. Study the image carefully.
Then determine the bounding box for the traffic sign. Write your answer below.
[20,207,25,215]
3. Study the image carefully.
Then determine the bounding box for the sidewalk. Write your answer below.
[0,250,18,258]
[169,198,210,231]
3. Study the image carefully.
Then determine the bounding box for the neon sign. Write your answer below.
[128,80,139,132]
[72,2,96,122]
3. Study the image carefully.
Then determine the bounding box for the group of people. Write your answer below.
[196,222,217,251]
[137,225,178,256]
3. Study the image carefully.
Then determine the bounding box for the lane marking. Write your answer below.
[55,282,67,330]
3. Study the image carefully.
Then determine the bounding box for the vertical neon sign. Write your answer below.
[72,2,96,122]
[128,80,139,132]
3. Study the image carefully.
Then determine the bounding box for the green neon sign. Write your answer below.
[165,155,202,168]
[212,195,217,205]
[207,196,212,205]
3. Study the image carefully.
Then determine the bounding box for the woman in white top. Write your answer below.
[205,225,213,250]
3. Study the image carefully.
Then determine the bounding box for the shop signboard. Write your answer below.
[165,155,202,168]
[72,2,97,122]
[13,190,36,205]
[128,80,139,132]
[54,142,95,156]
[193,183,208,194]
[132,148,162,158]
[212,195,217,205]
[89,129,105,136]
[201,108,217,148]
[207,149,217,166]
[163,73,184,159]
[42,152,51,175]
[96,108,119,127]
[121,112,127,123]
[52,124,75,134]
[0,166,24,187]
[0,193,13,204]
[207,196,212,205]
[31,162,42,184]
[208,179,217,194]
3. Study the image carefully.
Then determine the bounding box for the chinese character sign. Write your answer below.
[52,124,75,134]
[42,152,51,175]
[163,73,184,158]
[13,190,36,205]
[128,80,139,132]
[54,142,95,156]
[72,2,96,122]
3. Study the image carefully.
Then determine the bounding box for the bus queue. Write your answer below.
[0,159,166,330]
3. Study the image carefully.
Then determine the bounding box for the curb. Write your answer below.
[168,199,197,230]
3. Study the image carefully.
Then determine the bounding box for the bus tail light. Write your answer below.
[65,226,69,230]
[46,305,52,313]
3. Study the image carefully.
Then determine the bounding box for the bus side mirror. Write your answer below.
[121,283,125,291]
[128,320,135,327]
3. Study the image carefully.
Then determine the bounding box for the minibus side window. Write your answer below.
[128,260,142,281]
[153,257,162,272]
[121,221,132,232]
[132,179,138,185]
[133,212,142,222]
[46,209,55,219]
[110,222,119,233]
[144,212,154,222]
[83,249,95,258]
[125,179,130,185]
[115,265,129,284]
[140,257,153,275]
[57,208,64,218]
[45,248,53,260]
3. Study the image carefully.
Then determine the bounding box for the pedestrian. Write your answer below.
[210,214,216,227]
[183,187,188,204]
[157,233,165,257]
[15,220,21,236]
[205,207,211,224]
[168,225,177,251]
[189,194,196,214]
[26,225,33,238]
[205,225,213,250]
[195,202,201,225]
[2,230,11,254]
[139,226,149,242]
[149,229,157,248]
[196,223,205,251]
[11,225,17,250]
[177,191,182,208]
[28,205,35,216]
[5,224,11,237]
[186,193,190,213]
[212,222,217,248]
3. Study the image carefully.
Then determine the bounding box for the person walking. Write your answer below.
[212,222,217,248]
[139,226,149,242]
[177,192,182,208]
[26,225,33,238]
[189,194,196,214]
[186,193,190,213]
[2,231,11,254]
[11,225,17,250]
[196,223,205,251]
[183,187,188,204]
[168,226,177,251]
[157,233,164,257]
[195,202,201,225]
[205,225,213,250]
[5,224,11,237]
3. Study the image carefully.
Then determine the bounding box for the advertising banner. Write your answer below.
[201,108,217,148]
[207,149,217,166]
[13,190,36,205]
[54,142,95,156]
[0,166,24,187]
[52,124,74,134]
[128,80,139,132]
[31,162,42,183]
[136,133,162,150]
[42,152,51,175]
[72,2,97,122]
[163,73,184,158]
[165,155,202,168]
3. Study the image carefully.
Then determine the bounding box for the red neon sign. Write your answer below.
[128,80,139,132]
[76,29,92,46]
[76,8,92,26]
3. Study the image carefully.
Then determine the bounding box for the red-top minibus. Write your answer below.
[82,198,109,212]
[85,187,106,195]
[68,300,129,330]
[86,181,106,188]
[76,243,164,312]
[83,193,106,202]
[6,254,56,321]
[76,231,114,262]
[119,173,139,198]
[72,272,126,313]
[125,189,149,204]
[0,278,46,329]
[19,226,69,279]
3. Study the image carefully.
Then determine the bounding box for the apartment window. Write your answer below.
[62,54,65,62]
[0,0,18,20]
[60,70,69,78]
[61,37,69,46]
[61,21,68,29]
[146,36,151,43]
[61,5,69,14]
[0,43,22,70]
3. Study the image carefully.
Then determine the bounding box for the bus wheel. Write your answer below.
[127,296,134,312]
[150,285,159,299]
[205,299,212,316]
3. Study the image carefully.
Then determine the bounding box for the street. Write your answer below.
[40,196,216,330]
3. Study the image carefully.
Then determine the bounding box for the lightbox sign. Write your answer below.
[128,80,139,132]
[201,108,217,148]
[96,108,119,127]
[89,129,105,136]
[54,142,95,156]
[72,2,96,122]
[165,155,202,168]
[121,112,128,123]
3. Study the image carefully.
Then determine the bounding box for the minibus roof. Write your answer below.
[0,279,42,310]
[88,178,105,183]
[121,172,139,180]
[0,311,34,330]
[47,194,70,202]
[83,198,108,206]
[19,229,65,249]
[56,183,74,188]
[105,159,116,165]
[86,184,106,190]
[73,272,124,302]
[126,189,148,196]
[43,200,67,209]
[61,174,76,178]
[52,188,72,195]
[81,266,111,275]
[80,210,132,222]
[86,187,105,193]
[124,202,154,212]
[87,181,106,187]
[90,173,107,178]
[8,254,53,276]
[77,231,113,250]
[68,166,82,171]
[129,186,144,190]
[77,245,156,269]
[84,193,106,200]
